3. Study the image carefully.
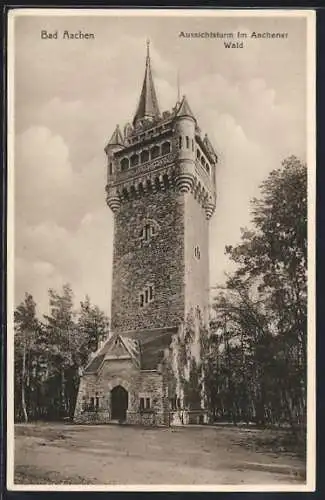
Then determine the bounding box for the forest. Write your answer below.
[14,156,307,442]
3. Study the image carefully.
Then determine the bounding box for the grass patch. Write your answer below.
[230,427,306,459]
[15,423,68,441]
[14,465,91,485]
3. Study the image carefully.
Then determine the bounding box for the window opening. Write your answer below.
[121,158,129,171]
[162,141,171,155]
[194,245,201,260]
[151,145,160,160]
[139,285,154,307]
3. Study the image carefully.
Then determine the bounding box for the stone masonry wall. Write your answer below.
[74,358,165,424]
[111,187,185,333]
[184,193,210,322]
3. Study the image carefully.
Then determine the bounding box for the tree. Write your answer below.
[13,285,111,422]
[208,156,307,436]
[14,293,39,422]
[43,284,77,418]
[78,295,110,355]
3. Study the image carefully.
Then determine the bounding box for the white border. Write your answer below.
[6,8,316,492]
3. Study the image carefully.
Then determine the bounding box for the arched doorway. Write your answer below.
[111,385,128,421]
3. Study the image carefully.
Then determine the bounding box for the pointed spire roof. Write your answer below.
[175,95,196,120]
[133,40,160,126]
[107,124,124,147]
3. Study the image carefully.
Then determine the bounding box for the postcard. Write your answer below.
[6,8,316,492]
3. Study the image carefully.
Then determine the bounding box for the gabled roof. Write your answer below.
[133,41,160,126]
[175,95,196,120]
[106,124,124,148]
[83,327,178,374]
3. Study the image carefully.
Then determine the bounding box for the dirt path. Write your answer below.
[13,423,306,486]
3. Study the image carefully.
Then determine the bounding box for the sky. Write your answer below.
[12,11,308,316]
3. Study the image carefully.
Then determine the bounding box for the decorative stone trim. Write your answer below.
[116,151,176,180]
[175,173,194,193]
[106,195,121,213]
[204,201,216,220]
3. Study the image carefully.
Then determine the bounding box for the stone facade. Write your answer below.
[74,349,167,425]
[111,188,185,333]
[74,42,217,426]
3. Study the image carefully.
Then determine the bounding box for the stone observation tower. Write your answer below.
[74,41,218,426]
[106,41,217,332]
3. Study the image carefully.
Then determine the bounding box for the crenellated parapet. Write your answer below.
[105,91,217,220]
[106,147,216,220]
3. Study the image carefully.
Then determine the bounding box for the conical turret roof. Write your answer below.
[133,41,160,126]
[107,125,124,147]
[175,95,196,120]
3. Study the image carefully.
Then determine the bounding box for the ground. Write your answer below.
[14,423,306,486]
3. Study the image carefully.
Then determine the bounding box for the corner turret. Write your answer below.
[105,125,125,212]
[174,95,196,193]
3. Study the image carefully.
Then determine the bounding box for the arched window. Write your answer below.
[140,150,149,163]
[139,284,155,307]
[161,141,171,155]
[142,221,158,242]
[130,154,139,167]
[151,145,160,160]
[186,136,190,149]
[120,158,129,171]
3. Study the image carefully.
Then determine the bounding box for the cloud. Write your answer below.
[15,210,113,315]
[13,15,307,315]
[14,125,113,313]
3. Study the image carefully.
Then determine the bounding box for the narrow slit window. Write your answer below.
[144,224,150,241]
[186,136,190,149]
[140,398,145,411]
[140,293,144,307]
[149,286,153,300]
[179,136,182,149]
[145,398,151,409]
[145,289,149,303]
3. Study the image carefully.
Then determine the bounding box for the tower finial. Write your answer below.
[146,39,150,62]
